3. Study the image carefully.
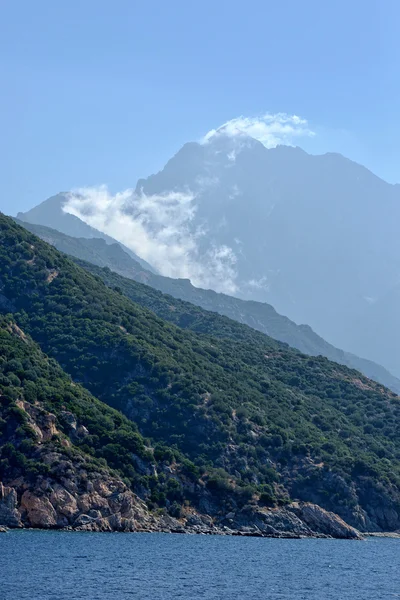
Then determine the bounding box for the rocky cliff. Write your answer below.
[0,475,360,539]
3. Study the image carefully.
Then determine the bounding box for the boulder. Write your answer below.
[50,484,78,520]
[288,502,362,539]
[20,491,57,528]
[159,514,186,533]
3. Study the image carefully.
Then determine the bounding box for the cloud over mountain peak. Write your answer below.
[202,112,315,149]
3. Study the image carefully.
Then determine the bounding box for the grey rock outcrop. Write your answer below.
[0,482,22,528]
[0,471,363,538]
[219,502,361,539]
[0,472,158,533]
[287,502,361,539]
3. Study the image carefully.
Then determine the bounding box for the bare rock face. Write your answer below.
[0,482,22,528]
[219,502,362,539]
[233,506,314,538]
[158,514,186,533]
[50,484,78,521]
[0,471,363,537]
[287,502,361,539]
[14,400,59,442]
[0,391,161,533]
[20,491,58,527]
[0,465,158,532]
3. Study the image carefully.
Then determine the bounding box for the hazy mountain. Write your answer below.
[16,219,400,395]
[18,137,400,377]
[17,193,156,273]
[134,135,400,377]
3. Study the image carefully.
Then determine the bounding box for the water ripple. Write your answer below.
[1,531,399,600]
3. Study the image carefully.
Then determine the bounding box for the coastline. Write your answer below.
[365,532,400,538]
[0,488,363,540]
[0,522,360,539]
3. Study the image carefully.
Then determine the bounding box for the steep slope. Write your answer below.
[6,314,348,538]
[16,219,400,395]
[0,316,194,531]
[76,259,400,397]
[17,193,156,273]
[132,137,400,377]
[353,283,400,379]
[1,213,400,532]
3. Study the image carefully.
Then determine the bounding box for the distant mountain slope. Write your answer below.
[17,219,400,395]
[133,137,400,377]
[1,213,400,532]
[17,193,156,273]
[78,259,400,398]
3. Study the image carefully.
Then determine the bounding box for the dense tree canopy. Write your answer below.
[1,213,400,528]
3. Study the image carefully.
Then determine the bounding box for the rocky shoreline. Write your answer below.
[3,521,399,539]
[0,522,359,539]
[1,527,398,540]
[1,480,362,539]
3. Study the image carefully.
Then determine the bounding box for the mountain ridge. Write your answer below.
[17,193,156,274]
[15,218,400,395]
[132,136,400,377]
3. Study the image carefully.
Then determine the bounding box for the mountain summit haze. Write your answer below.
[136,135,400,378]
[20,133,400,379]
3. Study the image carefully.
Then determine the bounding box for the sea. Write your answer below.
[1,531,399,599]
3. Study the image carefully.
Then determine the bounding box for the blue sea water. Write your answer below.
[1,531,399,600]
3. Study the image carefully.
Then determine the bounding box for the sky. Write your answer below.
[1,0,399,216]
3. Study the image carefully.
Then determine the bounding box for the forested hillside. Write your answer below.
[1,214,400,531]
[17,219,400,394]
[0,315,201,530]
[0,314,360,537]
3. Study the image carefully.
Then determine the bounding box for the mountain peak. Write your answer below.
[203,128,265,154]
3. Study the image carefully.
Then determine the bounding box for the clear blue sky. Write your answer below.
[1,0,399,215]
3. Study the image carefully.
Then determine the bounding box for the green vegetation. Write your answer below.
[1,213,400,529]
[18,218,400,394]
[0,315,198,505]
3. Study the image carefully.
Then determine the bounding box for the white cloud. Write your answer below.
[203,112,315,149]
[63,185,238,294]
[62,111,314,297]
